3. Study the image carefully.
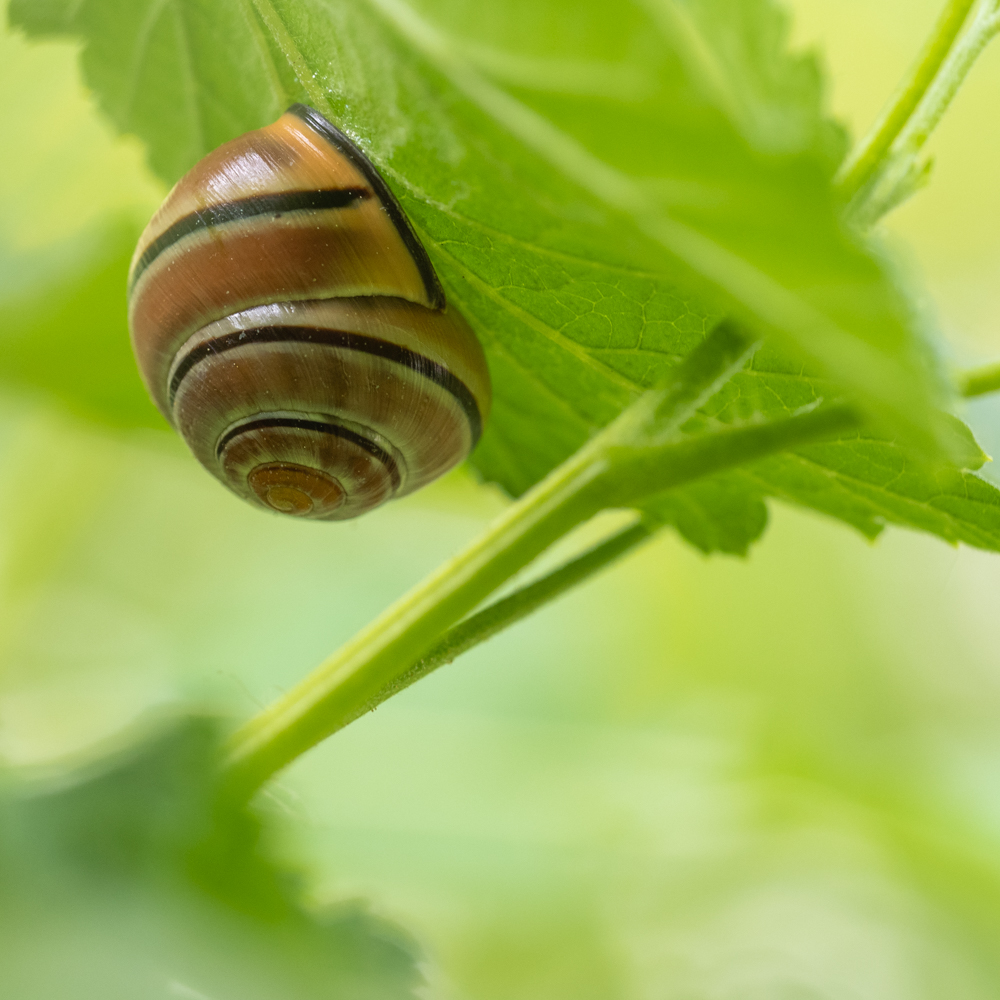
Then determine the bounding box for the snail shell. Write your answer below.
[127,104,490,520]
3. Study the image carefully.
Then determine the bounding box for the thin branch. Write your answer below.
[222,400,858,797]
[222,323,760,795]
[896,1,1000,152]
[960,360,1000,398]
[835,0,977,201]
[223,429,607,795]
[847,0,1000,225]
[359,523,654,717]
[601,404,861,510]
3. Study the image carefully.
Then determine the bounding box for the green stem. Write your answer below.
[847,0,1000,224]
[361,523,654,716]
[835,0,977,201]
[960,360,1000,398]
[603,404,861,509]
[223,400,858,795]
[224,430,607,795]
[223,323,758,793]
[364,397,858,711]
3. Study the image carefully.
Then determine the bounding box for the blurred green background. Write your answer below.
[3,2,1000,997]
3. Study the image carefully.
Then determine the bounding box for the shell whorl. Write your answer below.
[127,105,490,520]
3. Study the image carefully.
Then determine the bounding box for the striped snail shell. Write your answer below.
[127,104,491,520]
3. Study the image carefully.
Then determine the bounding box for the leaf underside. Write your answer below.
[0,717,421,999]
[9,0,1000,555]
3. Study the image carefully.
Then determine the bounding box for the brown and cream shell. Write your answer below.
[127,104,491,520]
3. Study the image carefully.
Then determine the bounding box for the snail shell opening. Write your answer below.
[126,104,491,520]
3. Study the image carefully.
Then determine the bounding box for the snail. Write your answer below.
[127,104,491,520]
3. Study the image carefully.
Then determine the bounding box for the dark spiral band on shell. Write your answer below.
[286,104,446,311]
[167,324,483,446]
[129,187,372,295]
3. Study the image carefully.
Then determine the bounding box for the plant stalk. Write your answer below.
[223,400,858,795]
[835,0,977,201]
[365,400,866,718]
[223,323,759,793]
[224,432,608,795]
[354,522,654,719]
[846,0,1000,224]
[960,360,1000,398]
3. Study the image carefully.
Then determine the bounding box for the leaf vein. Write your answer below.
[432,238,642,394]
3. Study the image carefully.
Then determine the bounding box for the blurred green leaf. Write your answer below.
[0,21,164,429]
[0,716,421,999]
[1,221,166,430]
[9,0,1000,554]
[638,0,847,161]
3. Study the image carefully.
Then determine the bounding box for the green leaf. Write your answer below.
[640,475,769,556]
[9,0,1000,554]
[746,435,1000,549]
[1,221,166,430]
[0,716,421,998]
[7,0,297,184]
[635,0,848,162]
[0,20,165,427]
[676,346,1000,551]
